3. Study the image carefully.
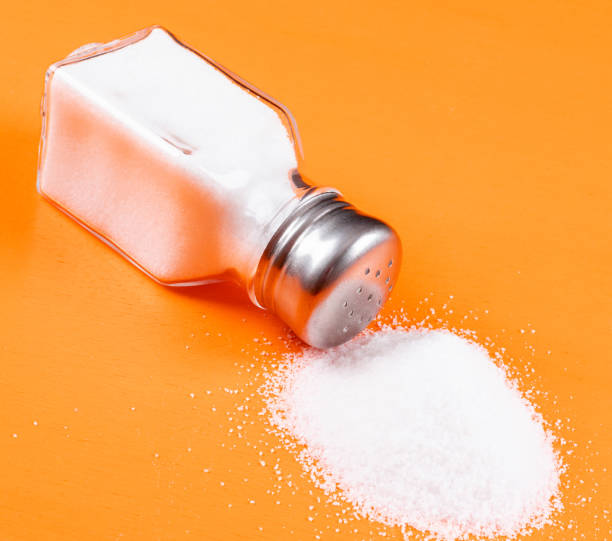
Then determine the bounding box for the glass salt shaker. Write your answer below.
[37,26,401,348]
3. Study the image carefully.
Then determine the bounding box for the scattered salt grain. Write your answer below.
[264,327,561,540]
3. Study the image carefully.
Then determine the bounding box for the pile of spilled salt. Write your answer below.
[264,328,561,540]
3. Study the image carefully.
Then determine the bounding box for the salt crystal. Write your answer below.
[264,328,561,540]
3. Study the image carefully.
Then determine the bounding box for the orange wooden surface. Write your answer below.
[1,1,611,540]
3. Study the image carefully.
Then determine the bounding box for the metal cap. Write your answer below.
[253,192,401,348]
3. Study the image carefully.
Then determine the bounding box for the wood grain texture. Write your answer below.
[1,1,611,539]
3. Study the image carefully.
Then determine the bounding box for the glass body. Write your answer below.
[38,26,315,299]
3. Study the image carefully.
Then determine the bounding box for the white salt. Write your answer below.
[264,328,561,540]
[53,28,299,277]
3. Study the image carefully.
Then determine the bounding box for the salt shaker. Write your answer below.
[37,26,401,348]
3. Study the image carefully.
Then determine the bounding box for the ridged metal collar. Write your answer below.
[254,191,401,348]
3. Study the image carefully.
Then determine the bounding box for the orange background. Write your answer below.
[1,1,611,540]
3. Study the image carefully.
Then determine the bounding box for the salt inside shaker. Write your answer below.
[37,26,401,348]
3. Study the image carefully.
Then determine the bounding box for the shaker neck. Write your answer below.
[247,189,342,309]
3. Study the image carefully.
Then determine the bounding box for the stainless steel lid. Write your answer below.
[254,192,401,348]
